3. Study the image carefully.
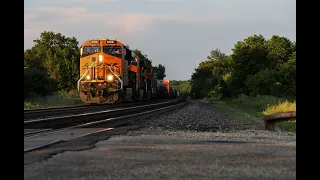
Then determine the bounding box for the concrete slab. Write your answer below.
[24,129,51,134]
[24,133,296,180]
[24,128,113,152]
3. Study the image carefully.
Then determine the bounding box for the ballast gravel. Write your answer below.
[130,100,265,132]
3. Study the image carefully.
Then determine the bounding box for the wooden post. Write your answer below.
[264,121,275,131]
[264,111,296,131]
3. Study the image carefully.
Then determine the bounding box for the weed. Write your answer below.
[24,90,84,110]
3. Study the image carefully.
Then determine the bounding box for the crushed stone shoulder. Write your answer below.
[131,100,264,133]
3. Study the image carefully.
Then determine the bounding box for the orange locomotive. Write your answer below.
[77,38,155,104]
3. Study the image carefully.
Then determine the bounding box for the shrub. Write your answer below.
[263,100,296,115]
[24,68,57,99]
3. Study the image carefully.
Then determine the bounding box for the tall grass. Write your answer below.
[24,90,84,110]
[221,95,295,118]
[263,100,296,115]
[212,95,296,132]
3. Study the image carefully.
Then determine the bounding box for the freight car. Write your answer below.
[152,79,169,98]
[170,87,178,98]
[161,79,177,98]
[77,38,173,104]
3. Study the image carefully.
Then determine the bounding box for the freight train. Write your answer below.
[77,38,178,104]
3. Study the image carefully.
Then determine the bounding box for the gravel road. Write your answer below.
[24,100,296,180]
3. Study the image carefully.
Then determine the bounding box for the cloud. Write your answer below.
[24,4,293,33]
[24,0,185,8]
[24,0,295,49]
[24,7,197,40]
[142,0,184,4]
[24,7,180,47]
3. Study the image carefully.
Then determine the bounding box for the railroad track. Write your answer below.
[24,98,171,120]
[24,98,187,152]
[24,98,186,132]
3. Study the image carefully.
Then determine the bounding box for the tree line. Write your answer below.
[190,34,296,99]
[169,80,191,96]
[24,31,166,99]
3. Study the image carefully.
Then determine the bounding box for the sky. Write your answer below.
[24,0,296,80]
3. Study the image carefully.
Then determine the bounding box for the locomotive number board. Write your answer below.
[106,40,116,44]
[90,40,99,44]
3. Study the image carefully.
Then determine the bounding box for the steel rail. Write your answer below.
[24,98,185,129]
[24,98,172,120]
[24,100,187,152]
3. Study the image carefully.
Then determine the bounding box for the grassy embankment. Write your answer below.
[24,90,84,110]
[206,95,296,132]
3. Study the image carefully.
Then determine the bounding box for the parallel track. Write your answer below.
[24,99,187,152]
[24,98,172,120]
[24,98,186,130]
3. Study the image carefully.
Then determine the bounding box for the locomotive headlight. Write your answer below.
[98,55,103,63]
[86,75,91,80]
[107,75,113,81]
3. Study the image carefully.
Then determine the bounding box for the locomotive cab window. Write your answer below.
[82,46,101,57]
[103,46,123,54]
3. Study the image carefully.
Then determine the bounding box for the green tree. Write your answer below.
[153,64,166,80]
[229,34,269,96]
[190,34,296,99]
[190,49,232,98]
[24,49,44,70]
[209,49,232,97]
[24,31,80,91]
[24,68,57,99]
[243,35,296,97]
[278,51,296,97]
[245,68,280,96]
[266,35,295,68]
[190,60,215,98]
[170,80,191,96]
